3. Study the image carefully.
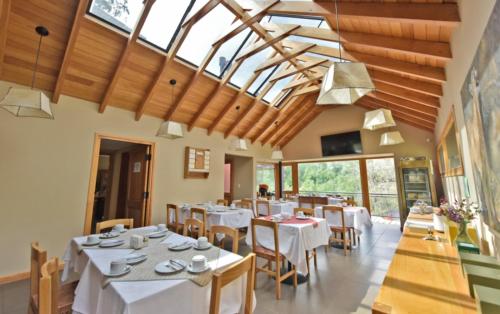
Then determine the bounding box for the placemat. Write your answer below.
[77,229,171,253]
[102,243,222,288]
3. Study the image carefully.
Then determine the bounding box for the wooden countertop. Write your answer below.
[373,222,477,313]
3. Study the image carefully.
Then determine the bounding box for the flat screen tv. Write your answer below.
[321,131,363,156]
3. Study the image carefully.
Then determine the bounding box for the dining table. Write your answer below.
[178,203,254,230]
[257,200,299,216]
[314,205,372,231]
[62,226,254,314]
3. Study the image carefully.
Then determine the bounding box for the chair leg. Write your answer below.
[275,262,281,300]
[343,232,347,256]
[305,251,310,274]
[293,264,298,288]
[313,248,318,269]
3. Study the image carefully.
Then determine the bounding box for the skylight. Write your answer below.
[263,75,295,103]
[177,4,239,66]
[266,15,324,28]
[88,0,144,33]
[230,46,277,89]
[206,29,253,78]
[247,66,278,95]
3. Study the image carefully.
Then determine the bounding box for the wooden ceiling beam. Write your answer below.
[362,97,436,125]
[51,0,88,103]
[370,91,438,117]
[283,73,323,90]
[291,85,320,97]
[374,81,440,109]
[368,69,442,97]
[270,59,327,82]
[268,1,460,26]
[277,106,323,148]
[255,42,316,72]
[0,0,11,78]
[136,0,221,121]
[251,109,279,143]
[98,0,155,113]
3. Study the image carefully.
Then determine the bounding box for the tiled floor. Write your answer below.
[0,220,401,314]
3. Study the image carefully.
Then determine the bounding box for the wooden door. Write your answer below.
[125,146,150,227]
[224,161,233,204]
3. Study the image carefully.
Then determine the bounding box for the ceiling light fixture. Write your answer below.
[363,108,396,130]
[380,131,405,146]
[316,0,375,105]
[157,79,184,139]
[0,26,54,119]
[230,106,248,151]
[271,121,284,160]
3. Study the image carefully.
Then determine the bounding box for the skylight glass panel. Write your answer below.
[263,75,295,103]
[177,4,238,66]
[273,89,292,108]
[89,0,144,33]
[206,29,253,78]
[230,46,276,88]
[139,0,194,51]
[288,35,340,49]
[268,15,323,28]
[303,52,341,63]
[247,66,278,95]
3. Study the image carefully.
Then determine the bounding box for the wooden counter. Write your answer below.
[373,223,477,313]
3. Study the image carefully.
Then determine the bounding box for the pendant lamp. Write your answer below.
[380,131,405,146]
[229,106,248,150]
[0,26,54,119]
[270,122,284,160]
[363,109,396,130]
[316,0,374,105]
[157,79,184,139]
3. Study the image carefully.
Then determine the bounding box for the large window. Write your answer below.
[88,0,144,32]
[366,158,399,218]
[298,160,363,204]
[256,163,276,194]
[230,46,277,89]
[282,165,293,192]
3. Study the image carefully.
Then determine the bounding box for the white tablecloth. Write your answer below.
[257,201,299,216]
[314,206,373,230]
[63,227,254,314]
[178,206,253,229]
[328,197,344,205]
[245,217,330,275]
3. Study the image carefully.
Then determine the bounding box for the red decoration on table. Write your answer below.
[259,215,318,228]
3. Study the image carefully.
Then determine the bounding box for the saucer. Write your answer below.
[103,265,131,277]
[147,230,168,238]
[187,263,210,274]
[113,228,127,234]
[125,253,147,265]
[99,239,125,248]
[100,232,119,239]
[82,240,101,246]
[296,216,309,220]
[167,242,192,251]
[192,243,212,250]
[155,259,187,274]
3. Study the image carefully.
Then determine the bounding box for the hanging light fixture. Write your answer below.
[157,79,184,139]
[0,26,53,119]
[230,106,248,150]
[316,0,375,105]
[270,122,284,160]
[380,131,405,146]
[363,108,396,130]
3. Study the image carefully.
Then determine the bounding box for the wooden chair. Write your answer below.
[256,200,271,216]
[95,218,133,233]
[293,208,318,274]
[30,243,74,314]
[237,199,256,217]
[39,257,75,314]
[166,203,183,234]
[314,196,328,207]
[209,253,256,314]
[216,199,228,206]
[208,225,240,254]
[251,218,297,299]
[345,199,357,206]
[190,207,208,235]
[183,218,205,238]
[322,206,352,256]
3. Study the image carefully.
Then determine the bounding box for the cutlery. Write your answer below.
[170,241,189,249]
[170,259,185,269]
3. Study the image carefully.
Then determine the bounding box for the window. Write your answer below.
[88,0,144,33]
[266,15,324,28]
[177,4,238,66]
[247,66,278,95]
[139,0,194,51]
[263,75,295,103]
[288,35,340,49]
[230,46,277,88]
[298,160,363,204]
[366,158,399,218]
[282,165,293,192]
[256,163,276,193]
[437,110,464,176]
[206,29,253,77]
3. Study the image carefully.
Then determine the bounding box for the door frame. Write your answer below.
[83,133,156,235]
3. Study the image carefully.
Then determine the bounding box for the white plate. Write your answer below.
[296,216,309,220]
[147,231,168,238]
[99,232,119,239]
[155,259,187,274]
[99,239,125,248]
[113,228,128,234]
[167,242,192,251]
[103,265,131,277]
[192,243,212,250]
[125,253,147,265]
[187,263,211,274]
[82,240,101,246]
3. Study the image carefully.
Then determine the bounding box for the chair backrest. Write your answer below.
[95,218,133,233]
[345,199,357,206]
[298,196,315,209]
[256,200,270,216]
[208,225,239,253]
[183,218,205,238]
[39,257,60,314]
[190,207,207,228]
[30,242,47,300]
[166,203,180,227]
[216,199,228,206]
[251,218,280,262]
[238,199,256,217]
[314,196,328,206]
[209,253,256,314]
[293,207,315,217]
[322,205,346,229]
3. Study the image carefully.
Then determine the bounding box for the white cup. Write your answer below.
[197,236,209,248]
[191,255,208,271]
[230,203,236,209]
[157,224,167,232]
[113,224,125,232]
[282,213,291,220]
[297,211,304,218]
[110,259,127,274]
[87,235,99,244]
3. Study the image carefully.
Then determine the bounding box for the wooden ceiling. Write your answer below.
[0,0,460,147]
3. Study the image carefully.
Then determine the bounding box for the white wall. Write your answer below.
[0,80,273,275]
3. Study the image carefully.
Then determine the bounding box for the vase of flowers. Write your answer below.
[443,198,480,246]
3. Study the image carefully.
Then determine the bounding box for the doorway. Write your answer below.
[225,154,254,201]
[84,134,156,234]
[224,159,233,204]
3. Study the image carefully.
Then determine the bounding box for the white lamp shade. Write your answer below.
[380,131,405,146]
[0,87,53,118]
[316,62,375,105]
[363,109,396,130]
[230,138,248,151]
[157,121,183,139]
[271,149,284,160]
